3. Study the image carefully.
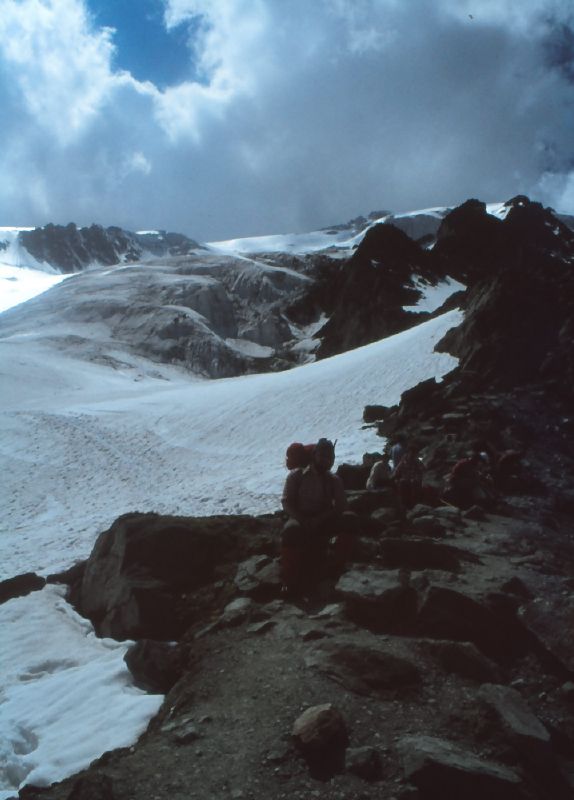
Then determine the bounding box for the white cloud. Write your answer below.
[0,0,573,238]
[536,170,574,213]
[124,151,152,177]
[0,0,119,143]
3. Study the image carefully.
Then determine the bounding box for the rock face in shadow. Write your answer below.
[18,223,201,273]
[436,197,574,395]
[316,224,435,359]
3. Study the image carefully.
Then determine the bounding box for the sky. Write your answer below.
[0,0,573,241]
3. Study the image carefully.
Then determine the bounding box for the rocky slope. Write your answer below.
[311,195,574,361]
[5,195,574,800]
[4,224,202,274]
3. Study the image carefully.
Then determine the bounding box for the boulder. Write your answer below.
[76,512,277,640]
[416,585,527,661]
[336,463,370,490]
[124,640,185,694]
[464,505,487,521]
[501,577,533,599]
[419,640,502,683]
[397,735,527,800]
[292,703,348,778]
[478,684,550,754]
[220,597,254,627]
[0,572,46,604]
[379,538,467,572]
[519,596,574,674]
[410,516,446,537]
[161,714,201,744]
[370,507,401,529]
[407,504,435,520]
[346,489,397,514]
[305,641,420,697]
[345,746,384,781]
[336,567,417,632]
[432,505,463,523]
[234,556,282,598]
[363,405,392,423]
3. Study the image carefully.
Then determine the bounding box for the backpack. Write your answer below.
[285,442,315,470]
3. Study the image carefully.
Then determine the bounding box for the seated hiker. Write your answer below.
[366,455,392,490]
[392,443,423,510]
[389,435,406,472]
[281,438,359,594]
[443,451,495,509]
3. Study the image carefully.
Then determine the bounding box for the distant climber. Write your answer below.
[366,455,392,489]
[443,451,495,509]
[392,443,424,509]
[280,438,359,595]
[389,435,406,472]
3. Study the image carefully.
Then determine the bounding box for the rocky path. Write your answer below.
[16,487,574,800]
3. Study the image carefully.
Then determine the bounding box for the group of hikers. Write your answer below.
[279,434,522,595]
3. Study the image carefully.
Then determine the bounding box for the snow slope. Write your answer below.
[0,310,460,580]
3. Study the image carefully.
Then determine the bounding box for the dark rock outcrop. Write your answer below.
[124,640,186,694]
[19,223,201,273]
[292,704,348,778]
[305,640,421,697]
[397,735,527,800]
[0,572,45,604]
[316,224,434,359]
[74,512,279,640]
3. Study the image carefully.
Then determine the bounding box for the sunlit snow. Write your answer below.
[403,276,466,313]
[0,265,68,314]
[0,586,162,798]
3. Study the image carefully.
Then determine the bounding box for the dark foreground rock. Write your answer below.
[397,735,527,800]
[0,572,45,604]
[74,512,280,640]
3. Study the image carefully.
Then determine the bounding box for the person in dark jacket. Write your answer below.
[280,438,359,594]
[444,452,494,508]
[392,443,423,509]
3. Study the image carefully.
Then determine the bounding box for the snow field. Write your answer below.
[0,585,163,799]
[0,310,461,580]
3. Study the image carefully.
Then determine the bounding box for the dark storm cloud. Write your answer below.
[0,0,572,240]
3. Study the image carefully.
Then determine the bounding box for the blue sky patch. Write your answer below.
[87,0,198,89]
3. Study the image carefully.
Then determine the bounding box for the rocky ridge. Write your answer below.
[5,194,574,800]
[13,224,203,273]
[3,196,570,381]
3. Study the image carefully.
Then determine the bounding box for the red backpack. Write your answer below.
[285,442,315,470]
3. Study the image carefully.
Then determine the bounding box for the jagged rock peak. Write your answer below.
[18,222,202,273]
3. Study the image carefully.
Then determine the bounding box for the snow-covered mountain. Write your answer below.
[0,199,520,380]
[0,207,466,379]
[0,224,202,274]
